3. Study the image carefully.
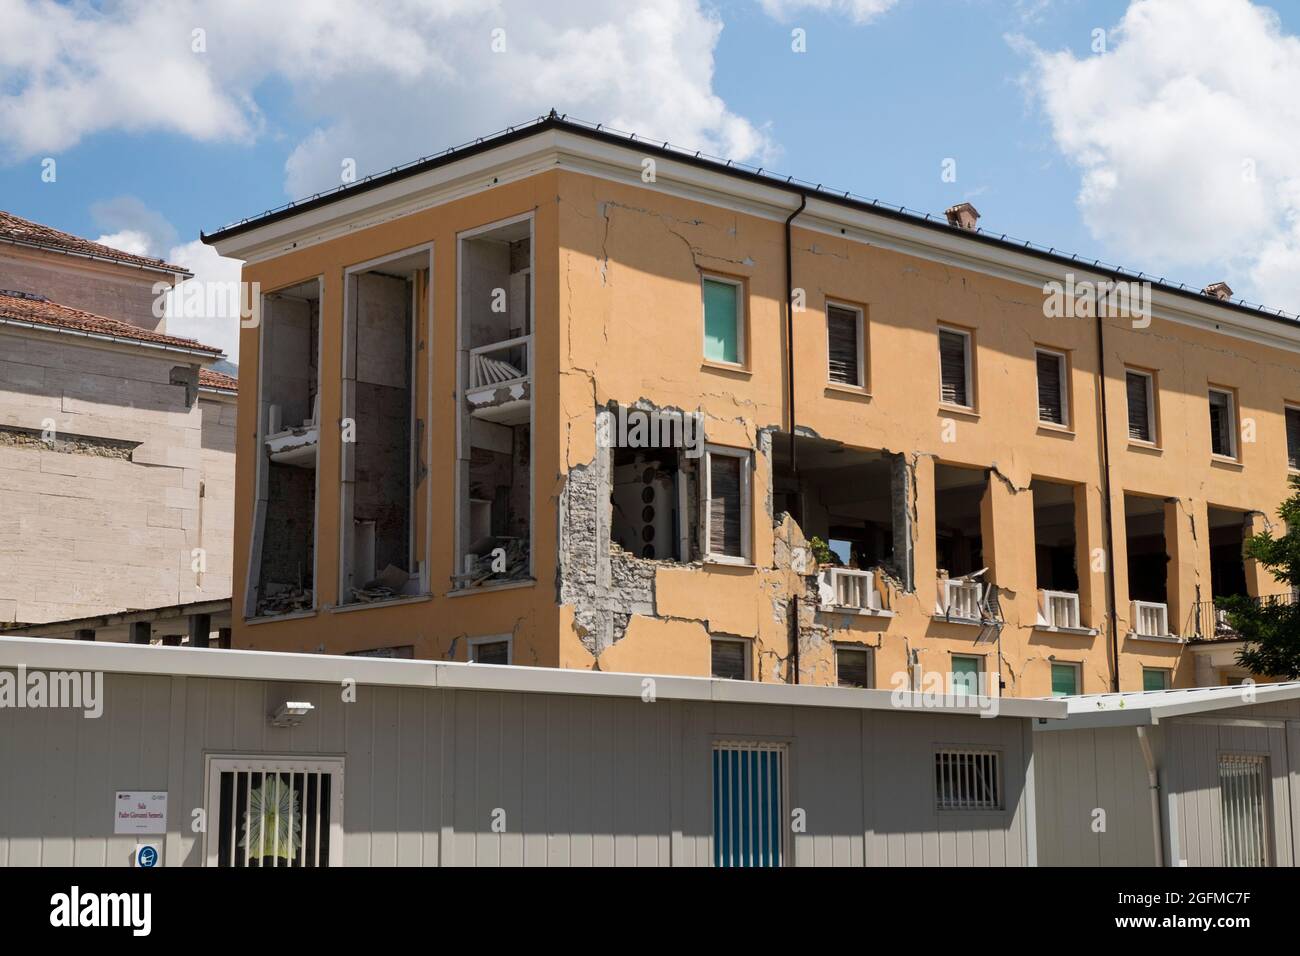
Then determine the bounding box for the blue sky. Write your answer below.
[3,0,1299,357]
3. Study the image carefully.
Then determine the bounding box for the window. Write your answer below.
[1050,661,1080,697]
[469,636,511,665]
[1035,349,1068,426]
[1209,388,1237,458]
[1218,754,1271,866]
[826,303,864,387]
[1126,370,1156,443]
[950,654,982,695]
[711,638,749,680]
[703,445,751,562]
[1142,667,1170,691]
[835,645,872,688]
[205,757,343,867]
[703,276,742,365]
[938,327,972,408]
[935,749,1002,811]
[1287,406,1300,471]
[713,742,786,867]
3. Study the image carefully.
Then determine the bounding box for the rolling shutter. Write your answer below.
[709,453,743,557]
[827,306,860,385]
[1037,352,1064,424]
[939,330,969,406]
[1126,372,1152,442]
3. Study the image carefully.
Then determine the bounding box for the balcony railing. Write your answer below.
[1188,591,1299,641]
[817,567,880,613]
[468,335,530,389]
[1038,590,1081,629]
[1131,600,1170,638]
[937,578,984,621]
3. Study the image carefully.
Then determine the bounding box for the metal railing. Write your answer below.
[1188,591,1298,641]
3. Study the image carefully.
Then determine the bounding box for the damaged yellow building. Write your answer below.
[204,115,1300,697]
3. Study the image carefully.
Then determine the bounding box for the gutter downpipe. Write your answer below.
[785,194,806,685]
[1094,306,1121,692]
[1135,725,1166,866]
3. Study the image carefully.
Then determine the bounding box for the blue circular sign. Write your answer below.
[136,845,158,868]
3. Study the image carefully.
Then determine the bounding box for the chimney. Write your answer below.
[945,202,980,231]
[1202,281,1233,301]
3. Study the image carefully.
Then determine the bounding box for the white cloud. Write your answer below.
[0,0,768,198]
[757,0,899,25]
[1013,0,1300,312]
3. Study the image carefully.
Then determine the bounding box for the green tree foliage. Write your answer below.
[1230,477,1300,678]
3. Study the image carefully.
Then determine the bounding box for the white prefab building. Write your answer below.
[0,636,1062,867]
[1034,684,1300,867]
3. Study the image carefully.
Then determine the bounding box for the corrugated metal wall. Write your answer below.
[0,672,1037,867]
[1035,705,1300,867]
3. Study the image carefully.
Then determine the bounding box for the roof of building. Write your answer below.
[0,209,191,276]
[198,368,238,392]
[0,289,223,356]
[0,635,1066,719]
[203,111,1299,328]
[1034,682,1300,730]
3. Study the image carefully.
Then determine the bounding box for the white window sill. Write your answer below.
[331,593,433,614]
[820,605,894,618]
[933,613,983,627]
[1033,623,1098,637]
[1125,631,1187,644]
[702,556,754,569]
[245,608,317,625]
[447,578,537,597]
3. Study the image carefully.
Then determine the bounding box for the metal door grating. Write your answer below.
[1218,754,1270,866]
[935,749,1002,810]
[713,742,786,867]
[207,758,344,867]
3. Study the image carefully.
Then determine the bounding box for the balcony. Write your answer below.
[1188,592,1299,642]
[465,335,531,424]
[1130,600,1173,639]
[936,577,984,623]
[817,567,890,616]
[1033,589,1095,635]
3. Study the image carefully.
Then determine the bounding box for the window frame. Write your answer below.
[701,273,746,368]
[1286,404,1300,473]
[1050,660,1081,697]
[702,443,752,564]
[468,634,513,664]
[203,755,345,868]
[937,325,975,410]
[1208,386,1239,460]
[834,643,874,688]
[710,636,752,680]
[825,299,867,389]
[950,653,984,696]
[1034,346,1070,428]
[1125,367,1158,446]
[1142,667,1171,692]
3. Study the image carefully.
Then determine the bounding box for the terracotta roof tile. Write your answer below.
[198,368,238,391]
[0,209,191,275]
[0,290,223,355]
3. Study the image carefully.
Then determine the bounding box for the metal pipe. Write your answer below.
[1094,307,1121,691]
[784,195,807,506]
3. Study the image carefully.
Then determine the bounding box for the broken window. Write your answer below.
[1036,348,1068,426]
[702,275,742,365]
[339,249,428,605]
[827,303,863,387]
[1126,369,1155,443]
[771,434,911,588]
[1032,479,1079,593]
[457,219,532,588]
[938,327,972,408]
[248,280,320,618]
[934,464,986,579]
[469,637,511,665]
[1209,388,1237,458]
[611,441,698,561]
[1209,506,1250,601]
[1125,494,1170,606]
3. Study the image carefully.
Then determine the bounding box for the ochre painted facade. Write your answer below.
[224,142,1300,697]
